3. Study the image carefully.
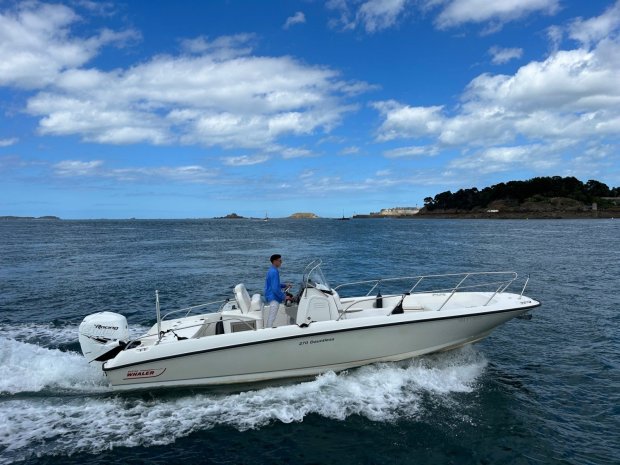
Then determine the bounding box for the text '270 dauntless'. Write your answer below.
[79,260,540,390]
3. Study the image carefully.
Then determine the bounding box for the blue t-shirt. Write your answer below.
[264,265,286,303]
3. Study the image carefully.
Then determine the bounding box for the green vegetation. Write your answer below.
[423,177,620,211]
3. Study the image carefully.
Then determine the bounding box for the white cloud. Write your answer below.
[0,155,41,173]
[5,4,365,150]
[327,0,408,33]
[0,2,138,89]
[372,101,444,141]
[465,42,620,115]
[372,5,620,178]
[75,1,117,16]
[326,0,357,31]
[489,46,523,64]
[449,144,563,174]
[222,154,270,166]
[116,165,216,183]
[284,11,306,29]
[53,160,104,176]
[434,0,560,30]
[179,34,255,59]
[546,24,564,52]
[374,30,620,148]
[0,137,18,147]
[0,3,369,151]
[52,159,217,183]
[28,92,172,145]
[383,145,439,157]
[328,0,563,34]
[302,175,369,192]
[281,148,315,159]
[340,146,360,155]
[357,0,408,32]
[299,169,316,179]
[569,1,620,46]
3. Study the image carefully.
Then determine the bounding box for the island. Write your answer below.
[214,213,245,219]
[289,212,319,219]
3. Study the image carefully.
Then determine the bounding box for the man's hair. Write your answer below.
[270,254,281,263]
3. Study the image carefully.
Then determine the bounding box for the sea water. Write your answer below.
[0,219,618,464]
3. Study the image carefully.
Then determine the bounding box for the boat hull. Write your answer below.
[103,304,536,390]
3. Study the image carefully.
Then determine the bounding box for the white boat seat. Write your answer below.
[250,293,263,312]
[234,284,252,314]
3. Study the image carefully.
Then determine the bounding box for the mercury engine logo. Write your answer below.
[124,368,166,379]
[94,324,119,330]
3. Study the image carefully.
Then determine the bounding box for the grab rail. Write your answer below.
[520,274,530,297]
[334,271,517,292]
[161,298,230,321]
[336,294,387,321]
[334,271,519,312]
[154,296,231,342]
[124,315,253,349]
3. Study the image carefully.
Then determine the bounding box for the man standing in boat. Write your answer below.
[264,254,290,328]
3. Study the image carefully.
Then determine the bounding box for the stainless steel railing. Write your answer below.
[153,295,232,342]
[334,271,520,312]
[160,298,230,321]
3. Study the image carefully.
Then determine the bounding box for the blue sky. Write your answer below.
[1,0,619,218]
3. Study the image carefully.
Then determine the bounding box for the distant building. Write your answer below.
[379,207,419,216]
[486,209,499,213]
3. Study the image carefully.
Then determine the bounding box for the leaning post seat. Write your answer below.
[250,293,263,312]
[234,284,252,313]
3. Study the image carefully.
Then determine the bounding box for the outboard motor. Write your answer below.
[79,312,129,363]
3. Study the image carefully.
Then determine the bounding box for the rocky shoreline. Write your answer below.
[414,211,618,219]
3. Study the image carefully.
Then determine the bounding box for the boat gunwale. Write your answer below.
[103,301,540,372]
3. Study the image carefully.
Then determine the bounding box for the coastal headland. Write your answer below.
[357,176,620,219]
[415,176,619,219]
[3,178,618,221]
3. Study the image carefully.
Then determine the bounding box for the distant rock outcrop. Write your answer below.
[215,213,245,219]
[289,212,319,219]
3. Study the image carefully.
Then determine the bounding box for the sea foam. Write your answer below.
[0,342,486,464]
[0,336,108,395]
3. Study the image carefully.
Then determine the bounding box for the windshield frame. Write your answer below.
[302,259,331,290]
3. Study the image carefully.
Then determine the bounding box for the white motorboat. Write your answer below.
[79,260,540,391]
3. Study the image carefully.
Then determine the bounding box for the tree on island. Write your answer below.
[423,176,619,211]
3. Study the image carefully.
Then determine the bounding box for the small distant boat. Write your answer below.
[263,213,269,222]
[337,211,350,220]
[78,260,540,391]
